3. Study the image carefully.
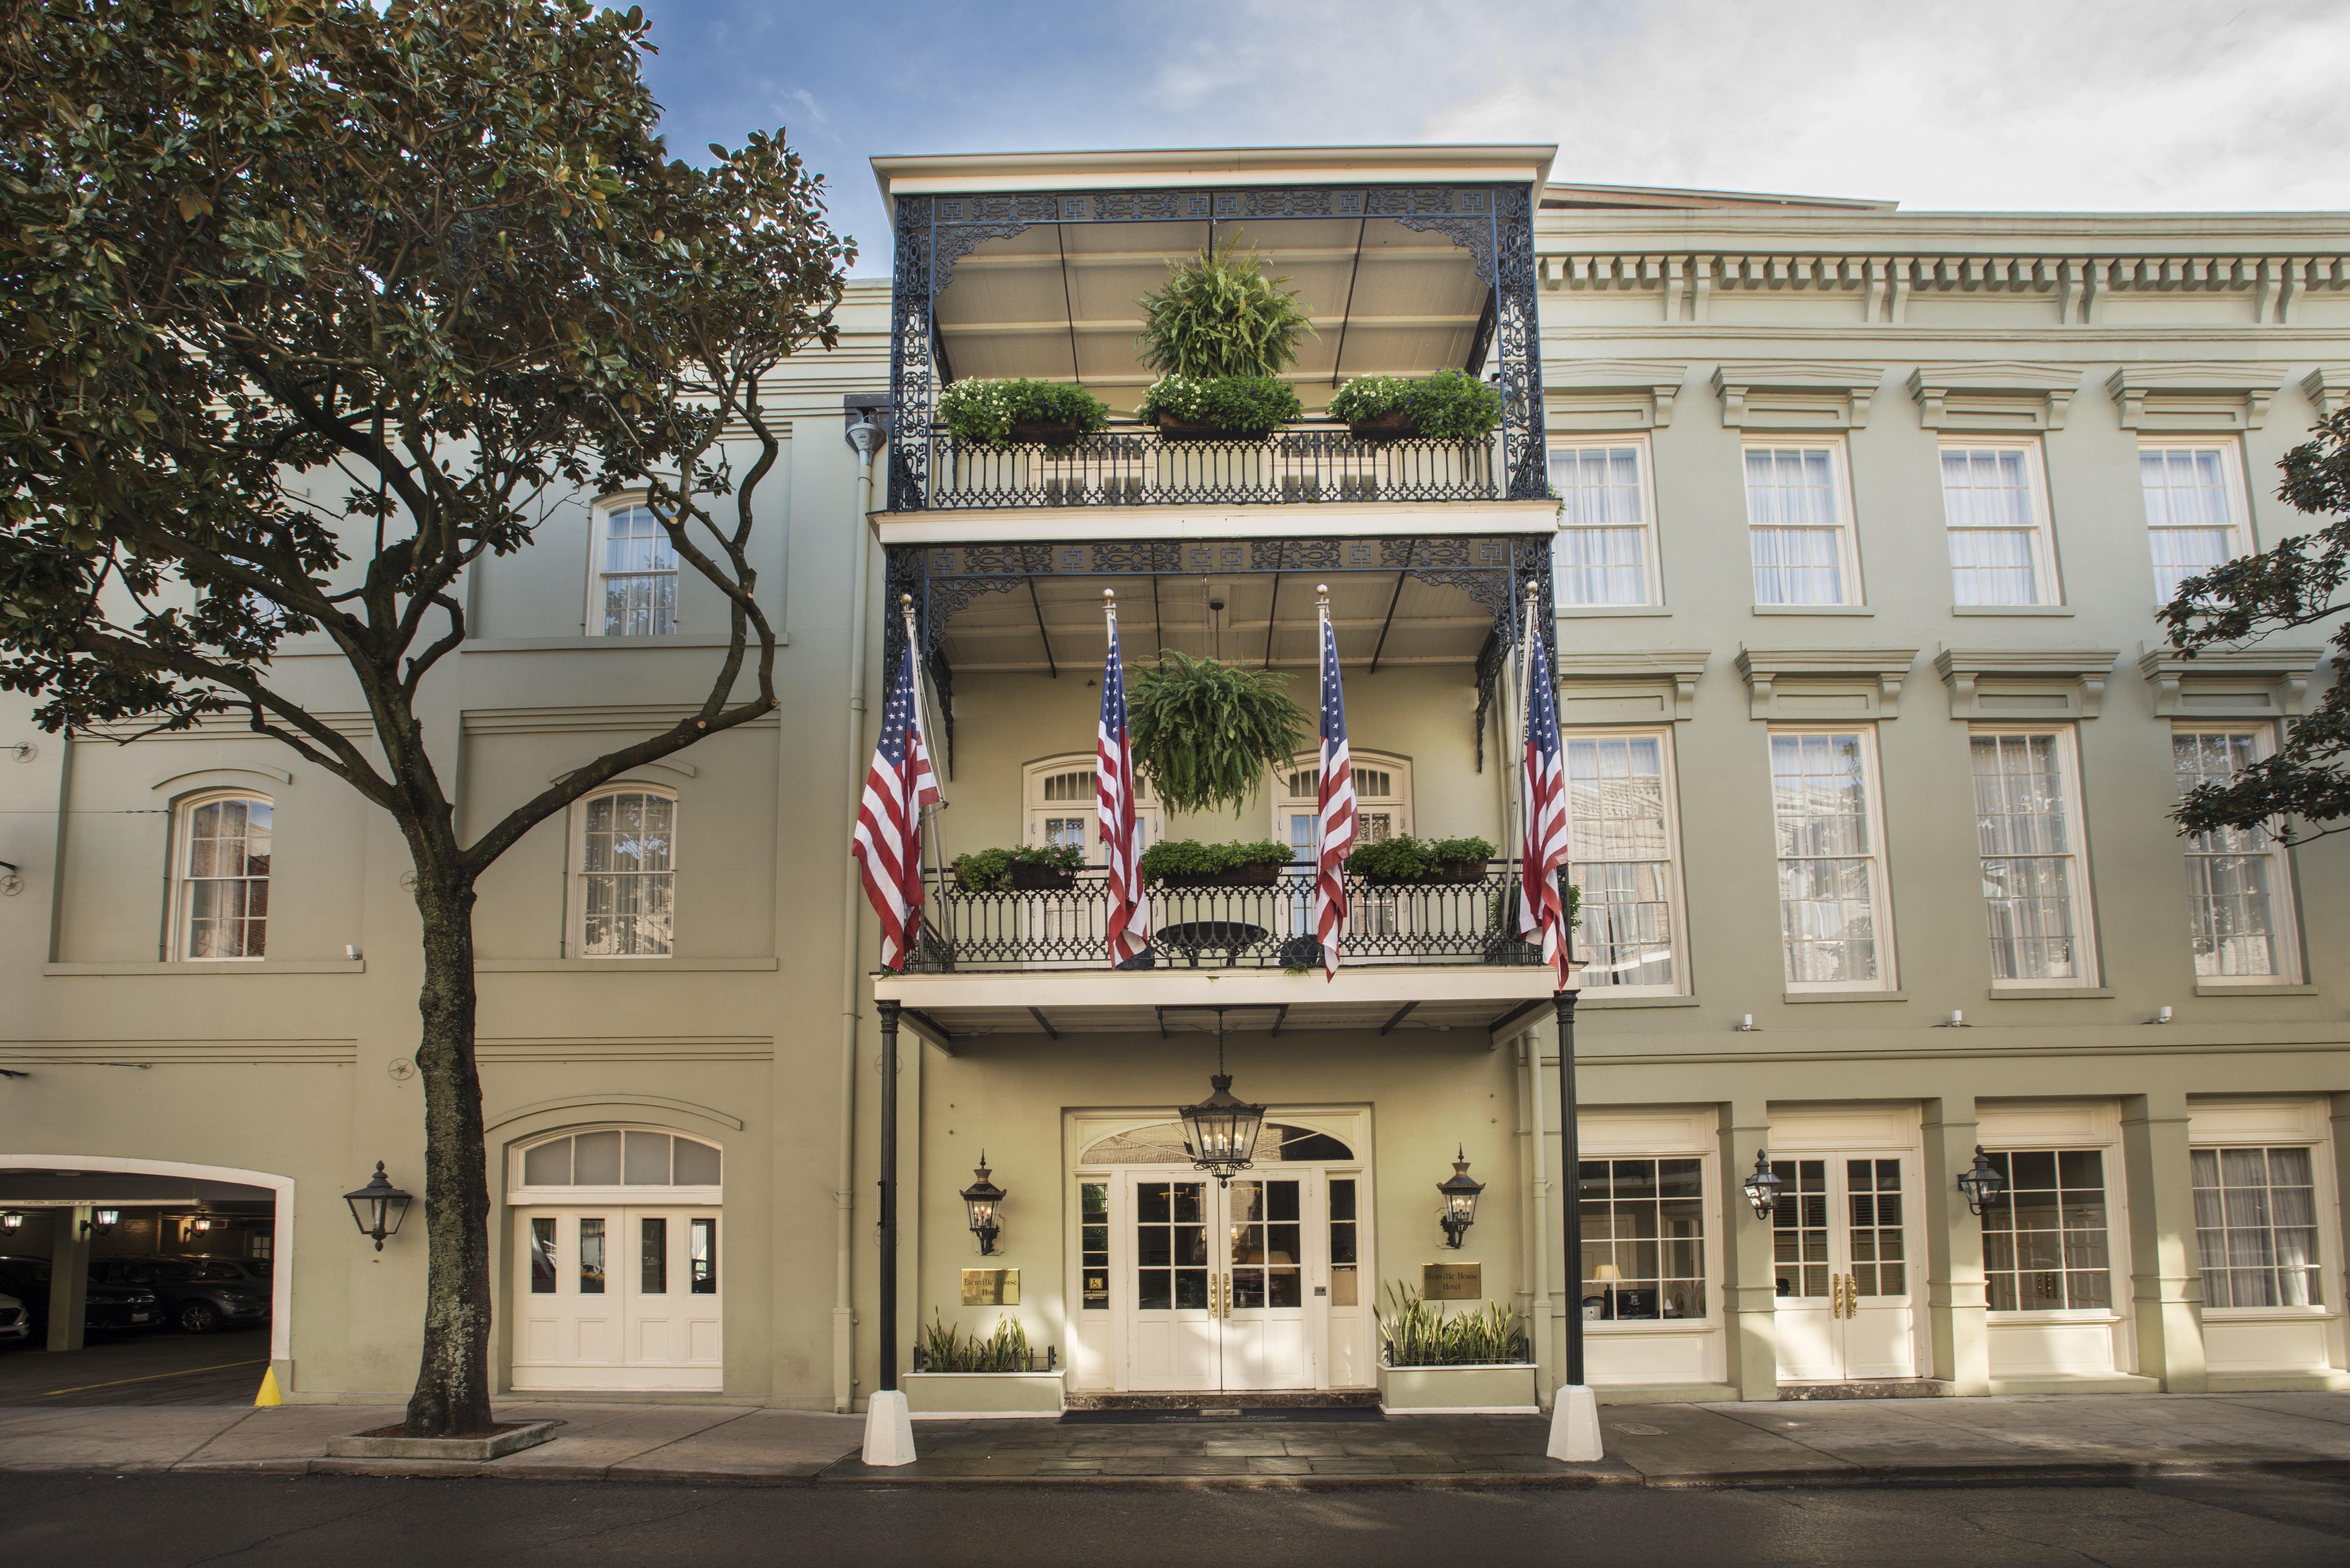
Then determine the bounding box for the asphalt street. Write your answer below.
[2,1472,2347,1566]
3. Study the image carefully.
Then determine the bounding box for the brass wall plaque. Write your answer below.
[1422,1262,1481,1301]
[960,1268,1020,1306]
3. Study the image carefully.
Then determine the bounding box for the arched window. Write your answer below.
[572,786,676,957]
[1023,756,1160,864]
[175,792,272,961]
[1273,751,1411,860]
[590,497,677,637]
[513,1128,723,1194]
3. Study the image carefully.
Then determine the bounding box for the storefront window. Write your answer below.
[1578,1158,1706,1319]
[1980,1150,2110,1310]
[2193,1148,2321,1308]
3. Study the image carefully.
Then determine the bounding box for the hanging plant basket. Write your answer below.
[1127,653,1308,818]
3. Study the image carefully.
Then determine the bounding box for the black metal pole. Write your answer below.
[876,998,901,1394]
[1554,989,1583,1389]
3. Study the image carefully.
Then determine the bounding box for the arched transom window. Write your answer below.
[514,1128,722,1193]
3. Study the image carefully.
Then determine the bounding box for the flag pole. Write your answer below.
[1515,580,1541,936]
[900,593,949,916]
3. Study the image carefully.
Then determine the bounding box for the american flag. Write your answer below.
[1519,622,1573,988]
[1096,604,1149,965]
[852,650,939,972]
[1312,606,1357,978]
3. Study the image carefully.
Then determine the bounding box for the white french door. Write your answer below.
[1770,1155,1918,1383]
[1124,1172,1319,1391]
[512,1206,722,1391]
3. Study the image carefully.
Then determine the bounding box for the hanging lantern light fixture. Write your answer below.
[1741,1150,1785,1218]
[1177,1011,1264,1187]
[1955,1145,2007,1217]
[1437,1148,1486,1249]
[959,1154,1006,1255]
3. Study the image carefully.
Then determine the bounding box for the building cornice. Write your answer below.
[1736,647,1919,720]
[1553,649,1711,721]
[1934,647,2120,720]
[1910,363,2083,431]
[2107,364,2287,431]
[2138,646,2326,720]
[873,144,1557,209]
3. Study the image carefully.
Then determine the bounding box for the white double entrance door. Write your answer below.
[511,1206,722,1391]
[1126,1172,1321,1391]
[1771,1155,1920,1384]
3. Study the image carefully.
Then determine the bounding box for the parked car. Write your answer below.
[89,1256,269,1335]
[0,1256,160,1338]
[0,1290,28,1345]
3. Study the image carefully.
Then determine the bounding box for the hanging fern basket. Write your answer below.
[1127,652,1309,819]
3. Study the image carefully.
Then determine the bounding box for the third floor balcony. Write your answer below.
[873,146,1557,519]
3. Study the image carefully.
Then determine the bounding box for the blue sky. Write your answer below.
[635,0,2350,274]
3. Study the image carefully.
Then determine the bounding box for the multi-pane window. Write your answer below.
[689,1217,716,1294]
[1134,1180,1208,1311]
[1578,1158,1706,1321]
[1564,733,1679,990]
[1744,444,1853,606]
[1550,443,1653,607]
[2175,730,2293,981]
[1971,731,2093,984]
[597,502,678,636]
[1080,1182,1109,1310]
[2192,1148,2321,1308]
[1770,730,1889,988]
[1979,1150,2112,1311]
[1328,1178,1360,1308]
[1941,442,2055,606]
[180,795,271,960]
[2139,443,2246,602]
[578,789,675,957]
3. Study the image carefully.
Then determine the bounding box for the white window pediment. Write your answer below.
[1910,363,2083,432]
[2138,646,2323,719]
[2108,364,2286,432]
[1935,648,2119,720]
[1714,363,1887,430]
[1737,648,1917,721]
[1554,650,1709,723]
[1544,361,1688,431]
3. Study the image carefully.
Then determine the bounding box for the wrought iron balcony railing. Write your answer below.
[917,422,1498,511]
[901,861,1543,974]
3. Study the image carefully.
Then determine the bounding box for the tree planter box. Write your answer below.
[902,1369,1066,1417]
[326,1419,563,1462]
[1376,1363,1540,1414]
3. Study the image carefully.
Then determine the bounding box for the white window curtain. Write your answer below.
[1941,448,2043,606]
[1971,733,2085,982]
[1744,447,1845,605]
[183,796,272,959]
[1550,445,1649,606]
[1565,734,1678,989]
[2175,731,2286,978]
[1770,731,1882,985]
[2193,1147,2321,1308]
[601,503,678,636]
[2139,447,2240,602]
[581,790,675,956]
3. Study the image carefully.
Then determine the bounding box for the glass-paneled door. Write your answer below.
[1770,1156,1916,1383]
[511,1206,721,1391]
[1124,1173,1318,1391]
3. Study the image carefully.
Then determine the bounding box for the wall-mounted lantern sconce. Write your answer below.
[191,1216,220,1233]
[0,1211,21,1235]
[960,1154,1006,1256]
[343,1162,413,1251]
[1436,1148,1485,1249]
[1741,1150,1784,1218]
[1956,1145,2006,1217]
[81,1207,120,1237]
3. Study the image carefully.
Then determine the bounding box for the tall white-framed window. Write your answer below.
[1940,439,2059,607]
[572,785,676,957]
[2191,1146,2322,1309]
[1549,439,1658,607]
[1024,757,1162,863]
[1743,440,1859,607]
[1563,730,1685,992]
[590,497,678,637]
[1769,727,1894,990]
[1970,728,2096,986]
[2174,727,2299,983]
[175,792,272,961]
[2138,439,2249,603]
[1275,753,1410,861]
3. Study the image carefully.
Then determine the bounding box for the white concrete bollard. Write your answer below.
[1546,1383,1603,1462]
[860,1389,917,1466]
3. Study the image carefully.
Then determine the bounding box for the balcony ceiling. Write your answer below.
[934,216,1492,413]
[936,565,1499,674]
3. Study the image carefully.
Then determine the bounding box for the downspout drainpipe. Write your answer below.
[835,416,883,1413]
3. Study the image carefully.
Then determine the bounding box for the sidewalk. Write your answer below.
[2,1392,2348,1488]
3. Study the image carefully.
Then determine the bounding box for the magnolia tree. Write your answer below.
[0,0,850,1436]
[2162,410,2350,843]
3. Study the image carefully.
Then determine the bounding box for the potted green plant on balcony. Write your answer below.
[1327,370,1505,442]
[1427,836,1497,883]
[1134,240,1314,441]
[1140,838,1296,889]
[1128,651,1307,817]
[936,378,1110,451]
[1345,834,1433,886]
[951,844,1085,893]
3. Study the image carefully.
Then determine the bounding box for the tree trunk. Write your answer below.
[402,869,495,1438]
